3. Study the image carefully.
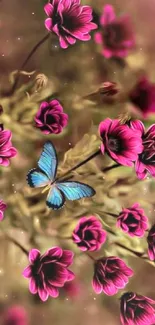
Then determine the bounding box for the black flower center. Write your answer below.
[84,230,94,241]
[103,23,126,49]
[108,137,120,152]
[139,136,155,166]
[130,89,149,111]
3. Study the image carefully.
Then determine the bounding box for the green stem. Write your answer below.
[55,149,101,181]
[86,252,96,261]
[8,34,50,96]
[103,211,118,218]
[114,242,144,258]
[5,234,29,256]
[102,163,120,173]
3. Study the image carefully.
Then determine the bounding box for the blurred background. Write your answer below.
[0,0,155,324]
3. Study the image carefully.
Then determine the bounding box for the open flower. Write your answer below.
[0,199,7,221]
[35,100,68,135]
[3,305,28,325]
[117,203,148,237]
[92,256,133,296]
[72,216,106,252]
[120,292,155,325]
[129,77,155,118]
[0,125,17,166]
[23,247,75,301]
[98,118,143,166]
[44,0,97,49]
[147,225,155,261]
[130,120,155,179]
[94,5,135,58]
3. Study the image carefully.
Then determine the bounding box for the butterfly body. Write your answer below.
[27,142,95,210]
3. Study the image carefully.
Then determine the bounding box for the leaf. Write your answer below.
[59,129,100,173]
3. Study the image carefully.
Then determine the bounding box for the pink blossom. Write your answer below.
[130,120,155,179]
[0,125,17,166]
[0,199,7,221]
[35,100,68,134]
[23,247,75,301]
[147,225,155,261]
[129,77,155,118]
[92,256,133,296]
[120,292,155,325]
[98,118,143,166]
[3,305,28,325]
[94,5,135,58]
[44,0,97,49]
[72,216,106,252]
[117,203,148,237]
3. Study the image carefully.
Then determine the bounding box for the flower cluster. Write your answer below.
[2,1,155,324]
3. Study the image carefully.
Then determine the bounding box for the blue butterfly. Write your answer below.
[27,142,96,210]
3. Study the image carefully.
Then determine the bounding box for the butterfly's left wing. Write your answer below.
[56,181,96,201]
[27,169,49,188]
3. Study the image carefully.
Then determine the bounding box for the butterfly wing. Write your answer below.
[56,181,96,201]
[38,141,58,181]
[27,168,49,188]
[46,186,65,210]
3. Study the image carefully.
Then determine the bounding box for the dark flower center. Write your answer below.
[103,23,126,49]
[84,230,94,241]
[108,137,120,152]
[125,213,138,226]
[130,89,149,111]
[52,11,62,26]
[46,114,57,124]
[139,135,155,166]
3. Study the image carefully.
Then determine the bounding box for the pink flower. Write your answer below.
[72,216,107,252]
[147,225,155,261]
[23,247,75,302]
[0,199,7,221]
[130,120,155,179]
[0,125,17,166]
[34,100,68,135]
[120,292,155,325]
[44,0,97,49]
[3,305,28,325]
[129,77,155,118]
[117,203,148,237]
[92,256,133,296]
[94,5,135,58]
[98,118,143,167]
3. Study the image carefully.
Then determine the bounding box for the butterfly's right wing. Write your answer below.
[46,186,65,210]
[38,142,58,181]
[27,169,49,188]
